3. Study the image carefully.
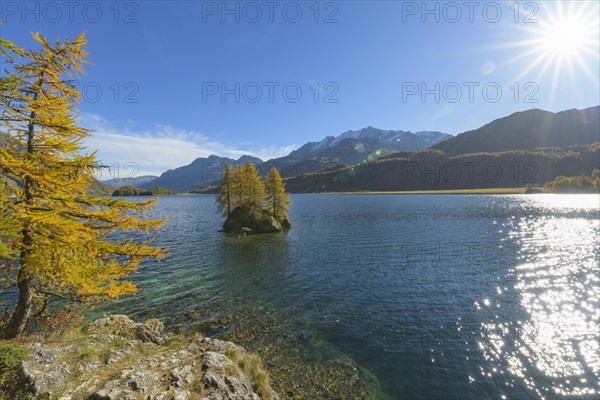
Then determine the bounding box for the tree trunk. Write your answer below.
[4,272,34,339]
[227,181,231,216]
[4,105,37,339]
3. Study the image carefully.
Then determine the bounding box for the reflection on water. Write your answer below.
[87,194,599,399]
[479,195,599,399]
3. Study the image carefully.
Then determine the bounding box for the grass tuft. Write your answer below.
[224,348,273,399]
[0,341,32,400]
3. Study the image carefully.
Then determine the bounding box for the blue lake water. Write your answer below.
[94,194,599,399]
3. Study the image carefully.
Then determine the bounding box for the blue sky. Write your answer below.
[2,1,599,175]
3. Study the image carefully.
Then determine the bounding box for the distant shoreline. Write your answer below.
[184,188,600,195]
[304,188,528,195]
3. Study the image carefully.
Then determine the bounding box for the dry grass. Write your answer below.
[3,319,274,400]
[224,348,273,400]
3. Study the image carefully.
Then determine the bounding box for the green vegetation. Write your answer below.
[0,33,166,338]
[0,181,18,291]
[189,186,218,194]
[319,188,528,195]
[524,183,543,194]
[543,175,600,193]
[285,144,600,193]
[112,186,178,196]
[217,162,291,228]
[88,180,116,196]
[432,107,600,155]
[0,342,31,400]
[265,168,291,221]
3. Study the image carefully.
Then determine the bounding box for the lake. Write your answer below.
[95,194,600,400]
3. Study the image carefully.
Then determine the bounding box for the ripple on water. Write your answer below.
[478,196,599,399]
[88,194,599,400]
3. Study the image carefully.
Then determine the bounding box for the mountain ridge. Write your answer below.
[139,127,451,191]
[287,127,450,160]
[102,175,159,188]
[140,105,599,192]
[432,106,600,155]
[139,155,264,192]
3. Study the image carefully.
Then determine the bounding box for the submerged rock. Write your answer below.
[223,206,291,235]
[15,315,279,400]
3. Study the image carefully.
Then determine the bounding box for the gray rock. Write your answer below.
[280,216,291,229]
[93,315,166,345]
[172,389,191,400]
[203,351,236,370]
[203,370,260,400]
[92,317,113,328]
[200,337,246,354]
[17,315,278,400]
[90,387,140,400]
[170,364,195,387]
[19,347,71,397]
[81,360,101,373]
[222,206,290,235]
[125,369,161,394]
[106,349,136,365]
[135,318,165,344]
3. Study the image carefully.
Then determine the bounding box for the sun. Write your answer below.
[528,1,600,70]
[535,3,600,64]
[496,1,600,97]
[540,17,589,59]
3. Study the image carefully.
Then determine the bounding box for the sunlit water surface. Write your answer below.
[88,194,599,399]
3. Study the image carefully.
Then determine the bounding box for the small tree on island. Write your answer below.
[243,161,266,218]
[0,33,166,338]
[266,167,291,222]
[217,163,291,233]
[217,163,235,216]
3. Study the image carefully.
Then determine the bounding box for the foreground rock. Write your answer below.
[223,206,291,235]
[16,315,279,400]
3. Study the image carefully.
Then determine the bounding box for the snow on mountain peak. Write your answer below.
[292,127,450,157]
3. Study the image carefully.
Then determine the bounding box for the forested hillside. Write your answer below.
[432,106,600,155]
[285,144,600,192]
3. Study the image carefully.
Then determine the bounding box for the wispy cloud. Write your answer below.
[79,113,296,177]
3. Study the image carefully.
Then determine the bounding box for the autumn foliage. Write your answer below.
[217,162,291,223]
[0,33,166,338]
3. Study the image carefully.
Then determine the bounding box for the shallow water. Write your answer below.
[90,194,599,399]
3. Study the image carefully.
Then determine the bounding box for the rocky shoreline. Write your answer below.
[222,206,291,235]
[7,315,279,400]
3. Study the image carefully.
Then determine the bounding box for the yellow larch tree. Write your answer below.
[265,167,291,222]
[0,32,166,338]
[241,161,266,217]
[217,163,235,216]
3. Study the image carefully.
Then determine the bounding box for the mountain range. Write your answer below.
[432,106,600,155]
[284,127,450,160]
[139,155,264,192]
[137,128,451,192]
[102,175,159,188]
[3,106,599,194]
[285,106,600,193]
[116,105,599,193]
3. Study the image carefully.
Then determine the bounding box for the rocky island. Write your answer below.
[218,163,291,235]
[223,206,291,235]
[112,186,178,197]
